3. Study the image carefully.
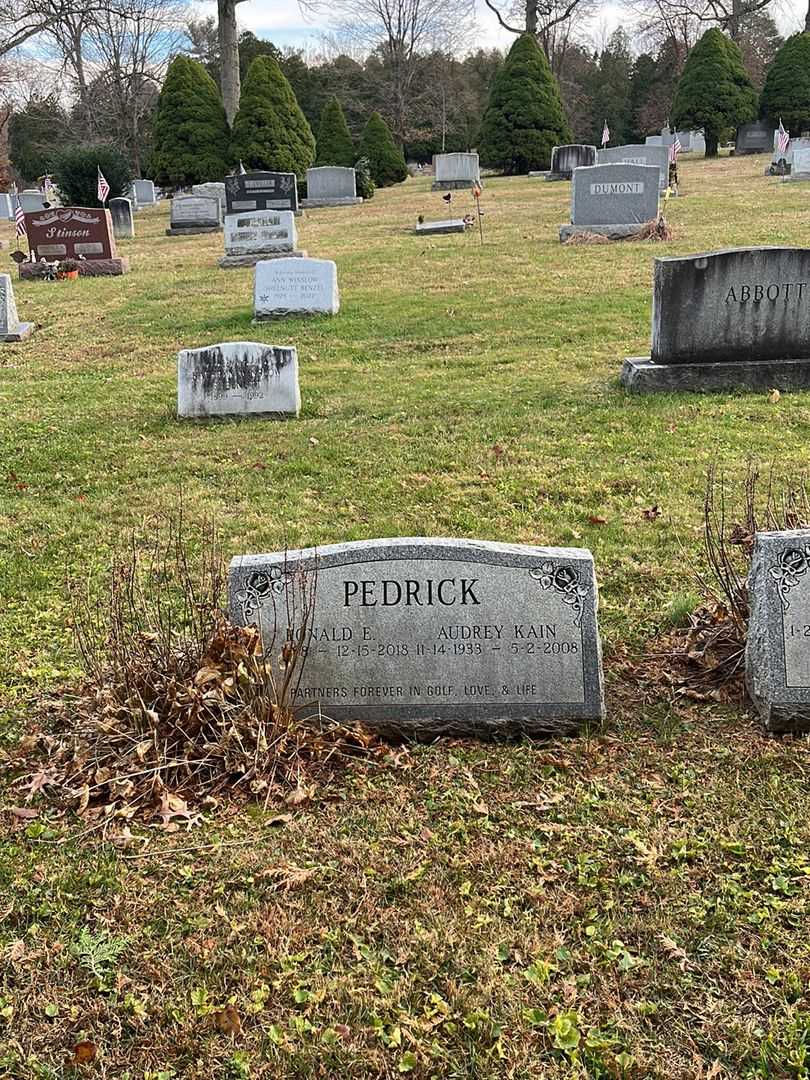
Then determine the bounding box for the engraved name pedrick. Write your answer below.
[725,282,806,303]
[770,546,810,610]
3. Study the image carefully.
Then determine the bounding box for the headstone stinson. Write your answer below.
[254,257,339,319]
[22,207,128,277]
[545,144,597,181]
[596,143,670,193]
[166,195,221,236]
[219,210,306,269]
[431,152,481,191]
[109,197,134,240]
[229,538,605,738]
[622,246,810,392]
[0,273,34,341]
[301,167,362,208]
[177,342,300,419]
[225,171,299,215]
[560,163,660,242]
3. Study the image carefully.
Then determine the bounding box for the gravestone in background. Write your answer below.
[0,194,12,220]
[219,210,305,269]
[192,182,226,218]
[747,529,810,733]
[228,537,605,738]
[545,144,597,181]
[622,246,810,392]
[0,273,34,342]
[19,189,45,213]
[596,144,669,193]
[109,197,134,240]
[301,167,362,208]
[785,147,810,181]
[735,121,772,155]
[770,135,810,174]
[560,163,660,241]
[22,207,128,277]
[132,179,156,205]
[431,153,481,191]
[254,257,339,318]
[177,342,300,419]
[415,219,467,235]
[166,195,221,236]
[225,171,299,215]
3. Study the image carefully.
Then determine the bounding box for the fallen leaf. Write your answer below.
[214,1004,242,1036]
[587,515,607,525]
[285,785,311,807]
[9,806,39,821]
[267,813,293,827]
[309,436,319,446]
[659,933,689,970]
[155,792,200,828]
[72,1040,98,1064]
[768,387,781,403]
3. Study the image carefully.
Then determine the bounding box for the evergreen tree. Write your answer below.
[479,33,570,174]
[588,29,633,146]
[672,28,757,156]
[230,55,316,177]
[761,32,810,134]
[627,53,657,142]
[315,96,355,166]
[358,111,407,186]
[9,95,70,183]
[152,56,230,186]
[52,144,132,207]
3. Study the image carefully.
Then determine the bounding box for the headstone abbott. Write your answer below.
[0,274,34,342]
[177,342,300,419]
[622,247,810,392]
[560,163,660,241]
[747,529,810,733]
[228,538,605,738]
[254,257,339,318]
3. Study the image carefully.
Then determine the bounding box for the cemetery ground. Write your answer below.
[2,155,810,1079]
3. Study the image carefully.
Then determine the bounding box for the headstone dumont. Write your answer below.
[22,207,128,277]
[0,273,34,342]
[415,219,467,235]
[597,143,669,193]
[254,257,339,319]
[301,167,362,208]
[108,197,134,240]
[219,209,305,269]
[431,152,481,191]
[132,179,157,205]
[192,182,226,218]
[545,144,597,181]
[622,246,810,392]
[560,163,660,242]
[19,189,46,213]
[228,537,605,738]
[225,171,299,215]
[166,195,221,236]
[177,341,300,419]
[734,121,772,155]
[747,528,810,733]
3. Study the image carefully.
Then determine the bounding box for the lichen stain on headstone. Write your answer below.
[191,346,289,396]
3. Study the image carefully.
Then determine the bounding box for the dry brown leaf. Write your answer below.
[642,505,662,520]
[9,806,39,821]
[214,1003,242,1036]
[659,933,689,970]
[72,1040,98,1064]
[587,515,607,525]
[768,387,781,403]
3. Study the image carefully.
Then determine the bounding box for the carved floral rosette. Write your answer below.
[235,567,293,623]
[769,545,810,610]
[529,562,589,626]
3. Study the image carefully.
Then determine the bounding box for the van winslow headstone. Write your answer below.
[546,144,597,181]
[254,257,339,318]
[560,163,660,241]
[225,171,299,215]
[22,207,128,277]
[177,342,300,419]
[220,210,305,269]
[302,167,362,208]
[166,195,221,235]
[747,529,810,733]
[622,247,810,392]
[0,274,34,342]
[228,538,605,737]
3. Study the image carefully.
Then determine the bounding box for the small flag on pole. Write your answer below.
[777,118,790,154]
[15,197,26,238]
[669,134,682,163]
[97,166,110,204]
[601,120,610,147]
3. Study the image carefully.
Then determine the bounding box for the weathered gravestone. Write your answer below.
[622,247,810,392]
[177,341,300,419]
[734,121,772,155]
[22,207,128,277]
[254,257,339,319]
[431,153,481,191]
[560,163,660,242]
[225,171,299,215]
[166,195,221,236]
[109,197,134,240]
[770,135,810,175]
[0,273,34,341]
[544,144,597,181]
[192,182,226,218]
[228,538,605,738]
[597,144,669,193]
[219,210,305,269]
[415,219,467,235]
[132,179,156,205]
[301,167,362,208]
[747,529,810,733]
[19,189,45,213]
[785,147,810,181]
[0,194,12,220]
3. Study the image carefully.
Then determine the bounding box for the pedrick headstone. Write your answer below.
[219,210,305,269]
[0,273,34,342]
[228,538,605,738]
[109,197,134,240]
[545,144,597,181]
[735,121,772,155]
[747,529,810,733]
[560,163,660,242]
[19,189,45,213]
[431,153,481,191]
[622,246,810,392]
[177,341,300,419]
[166,195,221,236]
[22,207,128,277]
[132,179,156,205]
[225,171,299,215]
[192,182,226,218]
[254,257,339,319]
[301,167,362,208]
[415,219,467,235]
[597,144,669,193]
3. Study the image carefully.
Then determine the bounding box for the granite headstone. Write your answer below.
[220,210,304,268]
[132,179,157,205]
[254,257,339,318]
[546,144,597,181]
[192,182,226,218]
[415,219,467,235]
[0,194,12,220]
[225,171,299,215]
[301,167,362,208]
[109,197,134,240]
[177,341,300,419]
[19,189,45,213]
[735,121,772,155]
[166,195,221,235]
[596,144,669,193]
[560,163,660,241]
[22,207,128,277]
[0,273,34,342]
[431,152,481,191]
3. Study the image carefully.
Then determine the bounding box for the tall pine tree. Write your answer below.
[359,112,407,186]
[315,97,355,167]
[761,33,810,134]
[673,28,756,156]
[230,55,315,177]
[152,56,230,186]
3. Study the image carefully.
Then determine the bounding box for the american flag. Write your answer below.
[14,197,26,238]
[601,120,610,146]
[669,134,682,163]
[777,119,790,154]
[97,166,110,203]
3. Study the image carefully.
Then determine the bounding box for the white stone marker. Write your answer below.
[0,274,34,342]
[224,210,297,256]
[254,257,339,318]
[177,342,300,419]
[0,194,12,220]
[132,179,156,205]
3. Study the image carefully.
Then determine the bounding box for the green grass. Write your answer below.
[2,155,810,1078]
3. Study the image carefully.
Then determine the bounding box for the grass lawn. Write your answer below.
[2,153,810,1078]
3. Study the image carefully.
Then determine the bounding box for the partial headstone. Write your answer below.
[431,152,481,191]
[645,135,664,146]
[109,197,134,240]
[657,127,705,154]
[545,144,597,181]
[225,171,299,215]
[19,189,45,213]
[132,179,156,206]
[0,273,34,342]
[219,210,305,269]
[0,194,12,220]
[415,219,467,235]
[622,247,810,393]
[254,257,339,319]
[166,195,221,236]
[301,167,362,208]
[192,182,226,219]
[785,147,810,181]
[559,163,660,242]
[747,529,810,733]
[177,341,300,419]
[596,144,670,193]
[770,135,810,175]
[228,537,605,738]
[735,121,772,155]
[22,207,128,277]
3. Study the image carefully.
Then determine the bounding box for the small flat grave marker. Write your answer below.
[177,341,300,419]
[254,257,339,318]
[415,219,467,235]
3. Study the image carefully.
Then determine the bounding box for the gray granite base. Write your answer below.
[219,250,307,269]
[622,356,810,393]
[431,180,479,191]
[560,223,647,242]
[544,173,569,181]
[300,197,362,208]
[415,220,466,235]
[165,225,222,236]
[1,322,34,342]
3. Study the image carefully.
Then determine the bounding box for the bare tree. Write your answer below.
[482,0,596,45]
[0,0,136,57]
[624,0,774,42]
[218,0,247,126]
